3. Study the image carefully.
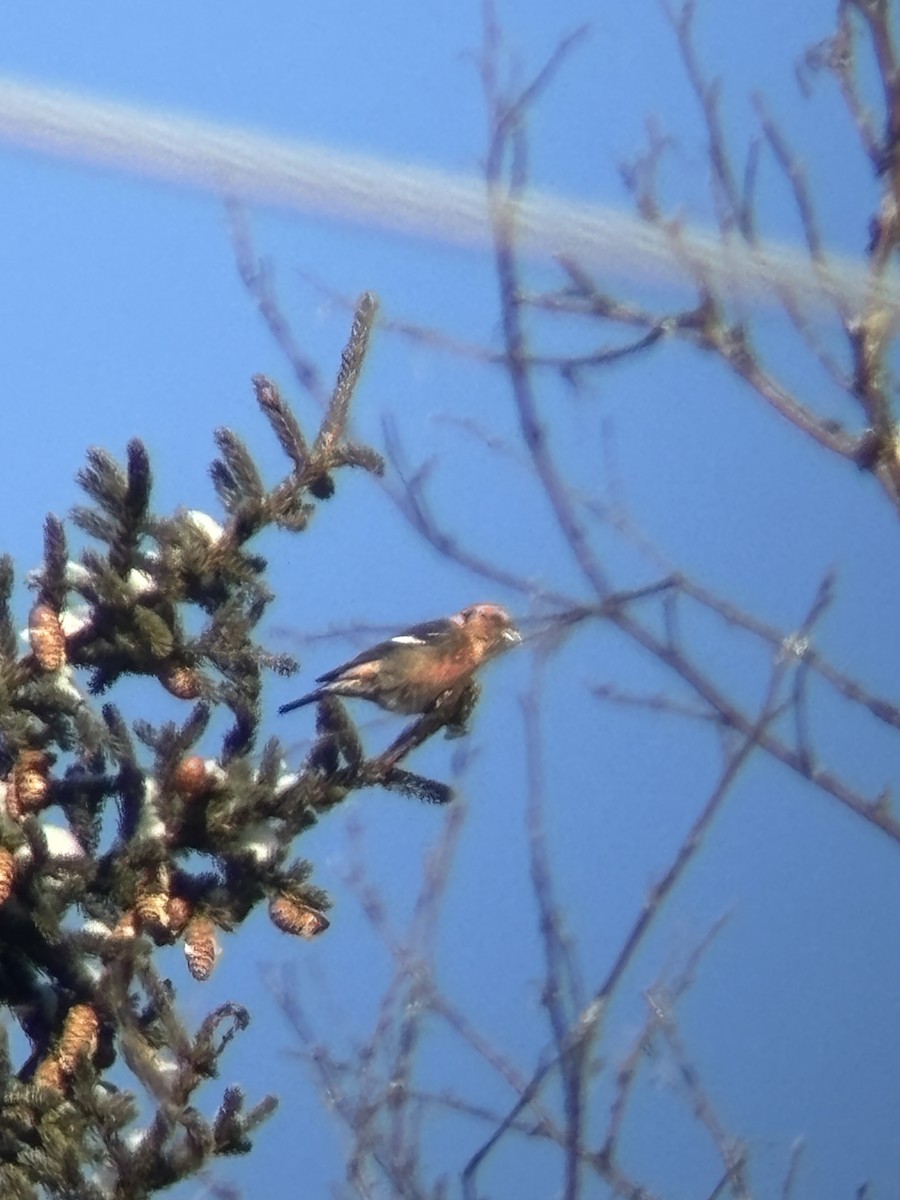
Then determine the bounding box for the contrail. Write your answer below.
[0,76,894,316]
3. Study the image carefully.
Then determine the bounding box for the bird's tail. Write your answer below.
[278,692,319,715]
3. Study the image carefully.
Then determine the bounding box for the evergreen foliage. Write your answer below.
[0,293,462,1198]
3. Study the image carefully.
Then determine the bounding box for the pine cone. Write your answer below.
[0,847,15,906]
[184,915,219,981]
[13,749,51,815]
[269,895,330,939]
[57,1004,100,1076]
[172,755,213,799]
[29,600,65,671]
[158,664,203,700]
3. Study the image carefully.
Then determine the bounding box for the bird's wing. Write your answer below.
[315,618,455,682]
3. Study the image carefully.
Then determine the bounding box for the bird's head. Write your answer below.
[455,603,522,659]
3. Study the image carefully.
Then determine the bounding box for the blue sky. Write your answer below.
[0,3,897,1198]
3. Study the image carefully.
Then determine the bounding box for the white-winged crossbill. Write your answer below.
[278,603,521,717]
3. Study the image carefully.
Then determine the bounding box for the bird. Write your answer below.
[278,603,521,717]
